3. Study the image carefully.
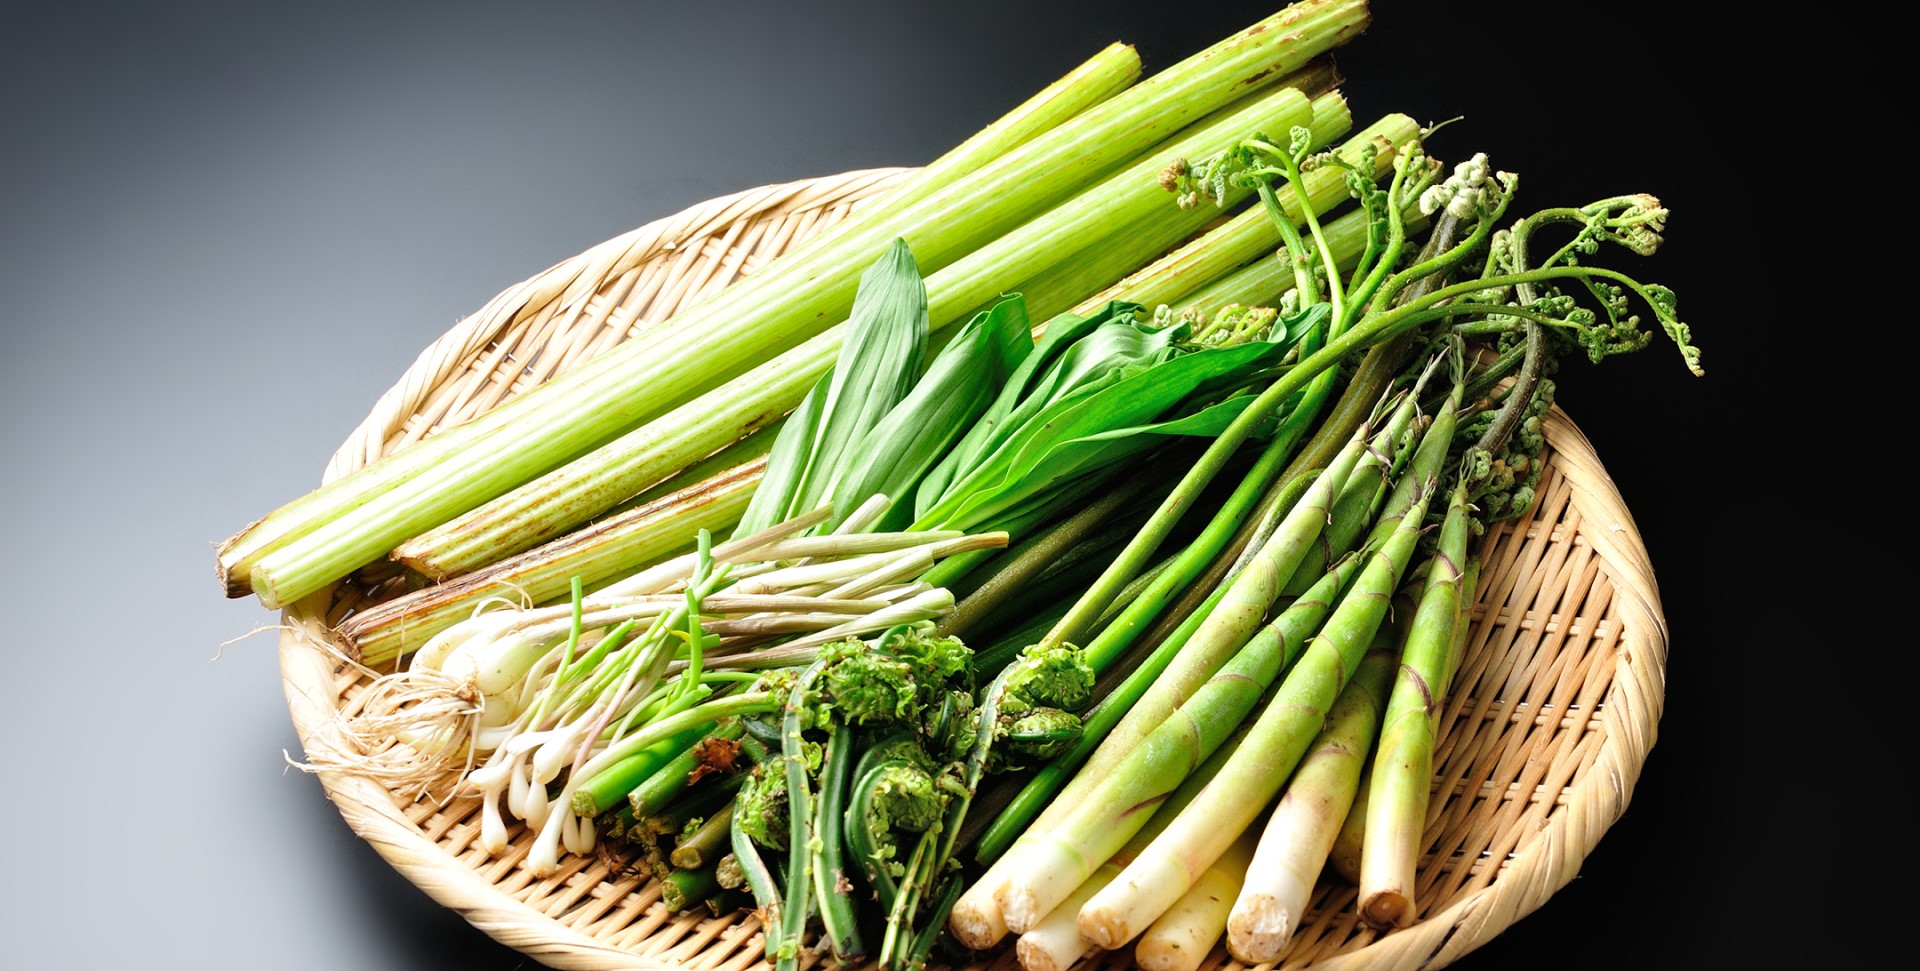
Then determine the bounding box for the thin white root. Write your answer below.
[285,664,480,801]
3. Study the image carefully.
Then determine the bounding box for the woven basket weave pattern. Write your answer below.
[278,168,1666,971]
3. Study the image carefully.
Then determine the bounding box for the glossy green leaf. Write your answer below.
[733,239,928,536]
[827,295,1033,533]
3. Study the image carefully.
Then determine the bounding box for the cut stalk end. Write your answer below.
[999,886,1045,937]
[1225,894,1294,965]
[1359,889,1414,930]
[948,887,1011,950]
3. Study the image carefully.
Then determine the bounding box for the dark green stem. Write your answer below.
[776,657,831,971]
[729,805,786,962]
[626,719,746,819]
[661,862,720,912]
[669,803,736,871]
[935,472,1156,639]
[811,724,864,960]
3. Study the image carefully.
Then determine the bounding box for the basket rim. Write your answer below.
[276,169,1669,971]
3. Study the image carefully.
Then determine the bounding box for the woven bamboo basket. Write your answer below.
[278,165,1668,971]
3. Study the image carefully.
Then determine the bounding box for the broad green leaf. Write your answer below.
[827,294,1032,533]
[731,238,928,536]
[914,301,1162,519]
[914,337,1295,532]
[731,369,829,538]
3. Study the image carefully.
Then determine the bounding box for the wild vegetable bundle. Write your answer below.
[235,2,1703,968]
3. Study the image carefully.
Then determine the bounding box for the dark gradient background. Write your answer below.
[2,2,1775,969]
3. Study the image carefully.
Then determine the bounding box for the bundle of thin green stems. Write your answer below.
[301,503,1007,877]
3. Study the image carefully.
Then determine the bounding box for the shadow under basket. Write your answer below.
[277,166,1669,971]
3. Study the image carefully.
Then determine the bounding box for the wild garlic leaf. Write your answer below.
[733,238,928,536]
[913,335,1293,532]
[827,294,1032,533]
[914,301,1167,520]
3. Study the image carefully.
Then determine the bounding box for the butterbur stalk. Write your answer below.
[398,239,930,577]
[1359,477,1475,930]
[211,38,1139,602]
[394,82,1342,587]
[336,456,763,667]
[221,0,1375,609]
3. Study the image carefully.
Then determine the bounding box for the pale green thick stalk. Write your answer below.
[1276,382,1424,596]
[393,328,840,579]
[1014,93,1363,321]
[387,83,1337,582]
[338,460,761,666]
[955,425,1367,943]
[215,42,1140,600]
[228,0,1374,608]
[1016,711,1252,971]
[1066,423,1366,768]
[1226,644,1397,962]
[1135,827,1256,971]
[217,45,1135,600]
[919,85,1323,336]
[1076,481,1435,947]
[1086,113,1418,316]
[989,553,1359,935]
[1359,477,1472,930]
